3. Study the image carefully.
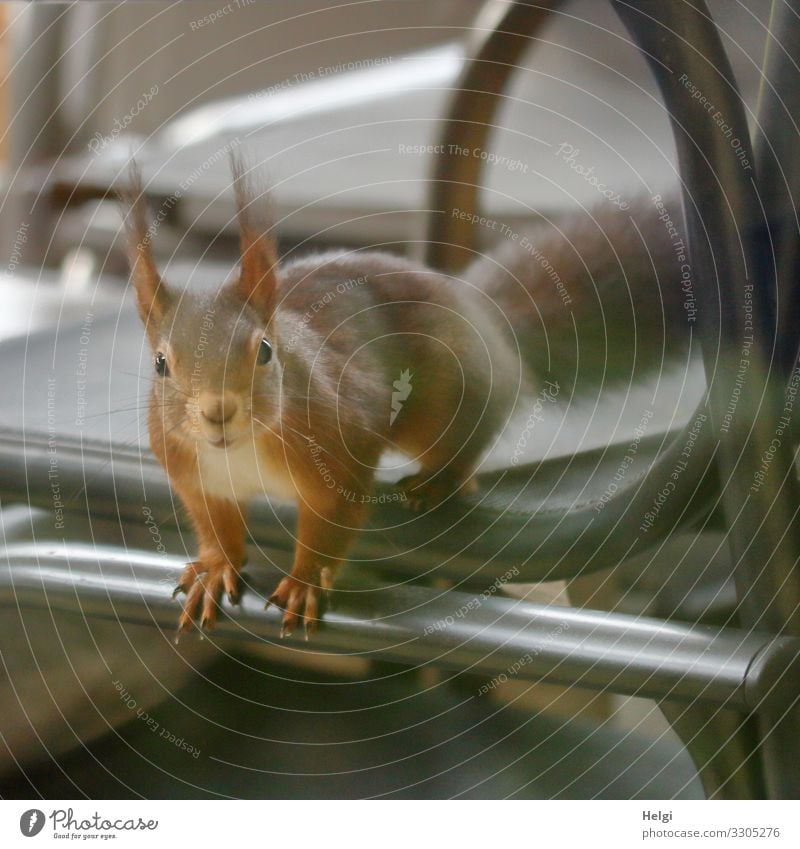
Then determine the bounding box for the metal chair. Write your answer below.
[1,0,799,798]
[423,0,800,798]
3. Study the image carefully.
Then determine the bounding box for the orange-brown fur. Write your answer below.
[122,159,688,639]
[122,158,523,638]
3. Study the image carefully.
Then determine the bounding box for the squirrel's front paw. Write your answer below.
[173,558,240,638]
[267,567,334,640]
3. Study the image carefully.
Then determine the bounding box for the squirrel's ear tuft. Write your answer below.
[118,162,170,327]
[231,152,278,318]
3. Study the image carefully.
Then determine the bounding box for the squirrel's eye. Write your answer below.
[154,352,169,377]
[258,338,273,365]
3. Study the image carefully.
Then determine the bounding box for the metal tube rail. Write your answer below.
[614,0,800,650]
[753,0,800,377]
[744,0,800,799]
[614,0,800,799]
[424,0,558,271]
[1,535,798,714]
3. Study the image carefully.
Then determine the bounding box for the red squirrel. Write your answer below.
[121,158,687,639]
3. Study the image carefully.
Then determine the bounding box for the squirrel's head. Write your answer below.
[120,156,284,451]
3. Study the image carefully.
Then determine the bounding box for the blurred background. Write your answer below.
[0,0,776,799]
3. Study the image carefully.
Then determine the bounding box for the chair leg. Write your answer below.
[756,703,800,799]
[659,701,765,799]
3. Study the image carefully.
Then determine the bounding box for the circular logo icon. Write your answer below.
[19,810,45,837]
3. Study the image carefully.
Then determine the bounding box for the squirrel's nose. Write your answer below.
[199,391,238,425]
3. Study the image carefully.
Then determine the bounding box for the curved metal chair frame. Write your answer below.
[424,0,800,798]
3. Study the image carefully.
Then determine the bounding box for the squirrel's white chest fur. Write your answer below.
[197,437,295,503]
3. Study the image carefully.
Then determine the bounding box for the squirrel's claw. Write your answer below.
[172,559,241,640]
[269,573,327,641]
[320,567,335,608]
[174,618,194,645]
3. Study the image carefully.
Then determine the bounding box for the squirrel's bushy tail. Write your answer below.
[465,198,693,398]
